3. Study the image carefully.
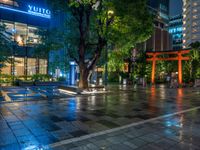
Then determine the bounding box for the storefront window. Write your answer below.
[15,23,27,46]
[39,59,47,74]
[2,20,40,46]
[14,57,24,76]
[1,63,11,75]
[27,26,40,46]
[1,20,46,76]
[27,58,36,75]
[3,22,14,41]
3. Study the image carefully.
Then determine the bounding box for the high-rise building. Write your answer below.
[142,0,172,51]
[148,0,170,23]
[183,0,200,48]
[169,15,183,50]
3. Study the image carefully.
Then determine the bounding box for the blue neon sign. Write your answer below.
[28,5,51,19]
[0,4,51,19]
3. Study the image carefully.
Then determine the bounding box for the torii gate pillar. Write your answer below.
[178,52,182,85]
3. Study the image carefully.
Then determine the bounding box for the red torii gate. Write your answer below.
[146,49,190,85]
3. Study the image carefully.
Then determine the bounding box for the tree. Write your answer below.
[189,41,200,80]
[46,0,153,89]
[0,24,12,73]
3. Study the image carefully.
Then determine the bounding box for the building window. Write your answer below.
[39,59,47,74]
[27,27,40,46]
[0,0,18,7]
[2,20,41,46]
[15,57,24,76]
[27,58,36,75]
[15,23,27,46]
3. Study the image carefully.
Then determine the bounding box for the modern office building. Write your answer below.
[143,0,172,51]
[0,0,55,76]
[169,15,183,50]
[183,0,200,48]
[148,0,170,23]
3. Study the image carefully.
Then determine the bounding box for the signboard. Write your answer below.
[28,5,51,19]
[0,4,51,19]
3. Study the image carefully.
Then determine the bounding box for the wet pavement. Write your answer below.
[0,86,71,102]
[53,107,200,150]
[0,85,200,149]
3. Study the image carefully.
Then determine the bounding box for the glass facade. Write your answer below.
[1,58,47,76]
[0,20,47,76]
[3,20,40,46]
[169,15,183,50]
[0,0,50,76]
[148,0,170,23]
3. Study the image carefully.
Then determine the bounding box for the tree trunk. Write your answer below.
[78,66,90,89]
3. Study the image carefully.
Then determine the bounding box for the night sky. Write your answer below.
[169,0,182,16]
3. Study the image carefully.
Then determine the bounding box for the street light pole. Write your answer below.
[105,41,108,86]
[104,10,114,87]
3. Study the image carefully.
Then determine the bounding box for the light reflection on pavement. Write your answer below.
[0,85,199,149]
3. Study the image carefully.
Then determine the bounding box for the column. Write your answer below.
[178,52,182,85]
[151,54,156,84]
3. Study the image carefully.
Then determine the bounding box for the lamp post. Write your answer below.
[104,10,114,86]
[0,65,2,88]
[105,41,108,86]
[131,48,137,85]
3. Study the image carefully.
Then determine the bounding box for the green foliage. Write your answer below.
[109,0,153,48]
[57,77,66,82]
[196,68,200,79]
[0,74,13,83]
[31,74,52,82]
[189,41,200,80]
[108,49,129,72]
[134,51,147,78]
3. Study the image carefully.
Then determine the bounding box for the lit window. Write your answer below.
[193,9,198,13]
[193,2,198,6]
[0,0,19,7]
[193,15,198,19]
[193,22,198,26]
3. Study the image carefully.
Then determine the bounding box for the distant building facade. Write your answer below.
[183,0,200,48]
[148,0,170,23]
[143,0,172,52]
[169,15,183,50]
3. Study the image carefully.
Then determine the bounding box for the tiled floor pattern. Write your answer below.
[0,85,199,149]
[53,107,200,150]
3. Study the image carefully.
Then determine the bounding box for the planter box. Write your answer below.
[19,81,34,86]
[59,85,82,94]
[34,81,62,86]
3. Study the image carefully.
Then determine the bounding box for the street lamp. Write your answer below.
[131,48,137,85]
[104,10,114,86]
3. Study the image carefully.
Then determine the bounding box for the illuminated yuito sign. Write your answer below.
[0,4,51,19]
[28,5,51,19]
